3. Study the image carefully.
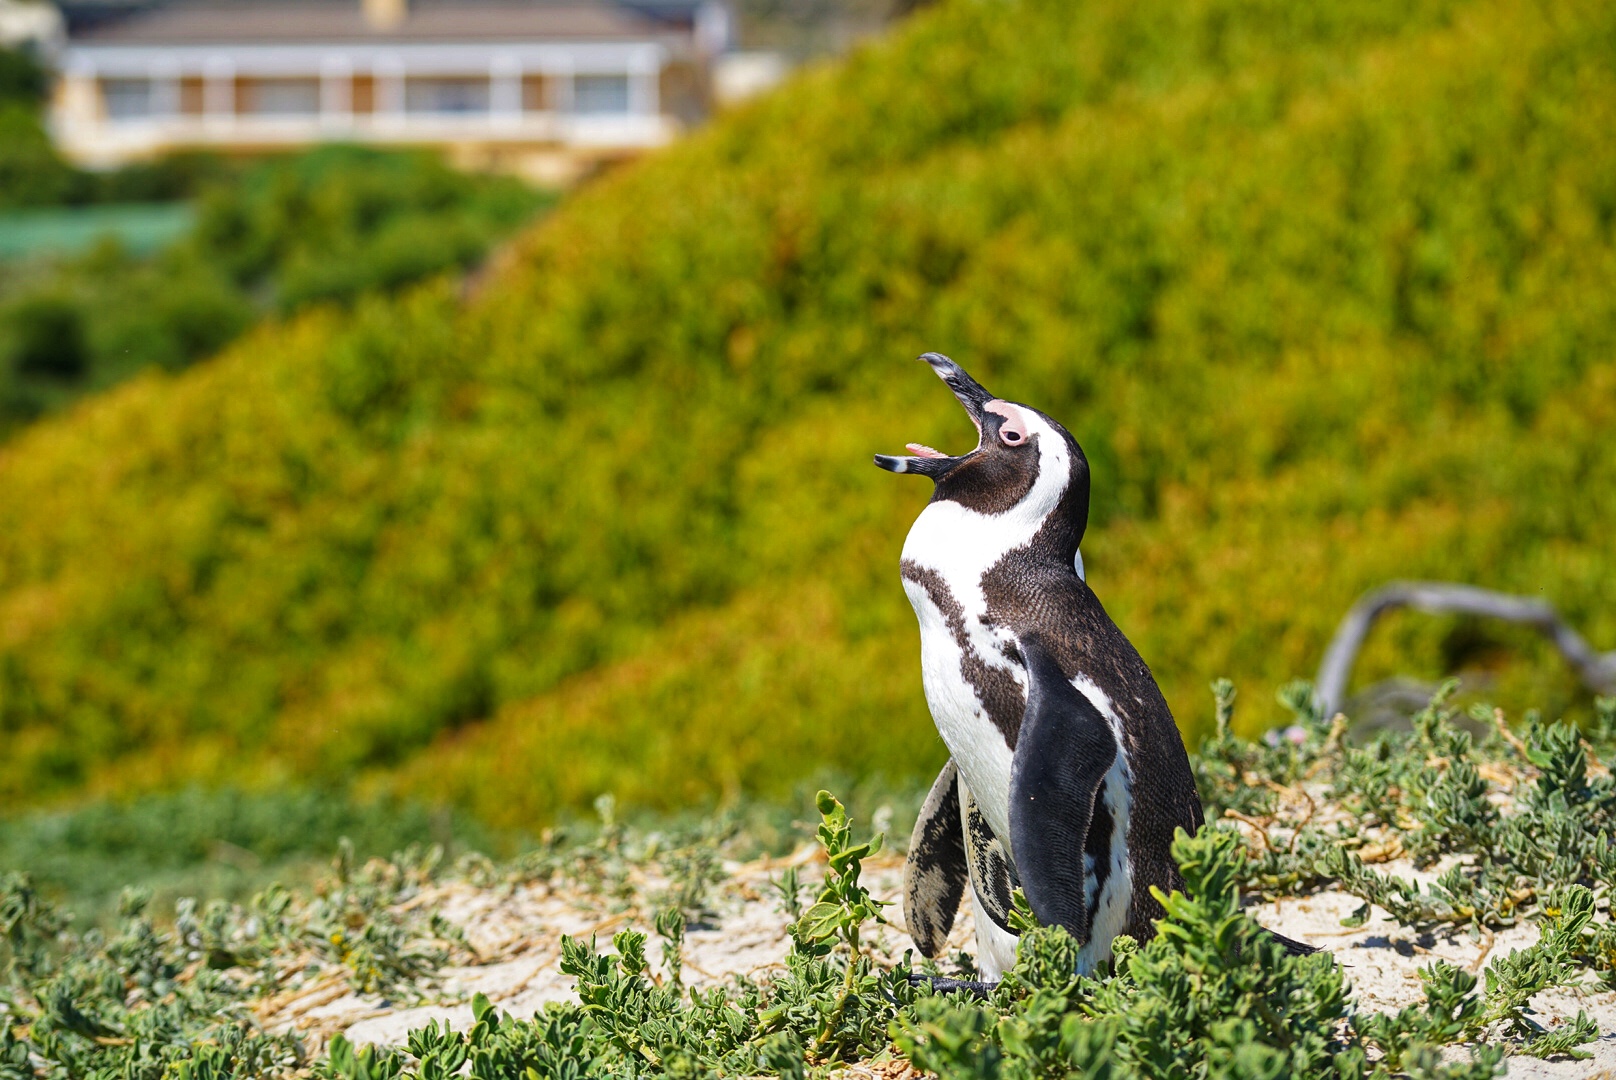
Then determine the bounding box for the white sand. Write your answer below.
[249,847,1615,1076]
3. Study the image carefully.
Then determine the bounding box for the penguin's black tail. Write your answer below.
[906,972,996,998]
[1264,927,1321,957]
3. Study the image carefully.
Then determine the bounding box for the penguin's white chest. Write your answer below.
[900,500,1031,848]
[905,583,1020,844]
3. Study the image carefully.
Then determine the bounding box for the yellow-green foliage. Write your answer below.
[2,0,1615,825]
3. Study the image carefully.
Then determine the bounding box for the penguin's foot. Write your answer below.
[907,972,997,998]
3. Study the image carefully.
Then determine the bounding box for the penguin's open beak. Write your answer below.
[874,352,995,479]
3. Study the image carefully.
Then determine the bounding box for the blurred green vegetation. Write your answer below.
[0,47,227,209]
[0,44,48,107]
[0,202,196,259]
[0,47,75,209]
[0,774,923,925]
[0,146,552,435]
[0,144,239,209]
[0,0,1613,831]
[0,786,496,924]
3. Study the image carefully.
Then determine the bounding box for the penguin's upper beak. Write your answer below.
[874,353,995,479]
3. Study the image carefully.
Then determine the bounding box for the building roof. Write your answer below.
[73,0,682,45]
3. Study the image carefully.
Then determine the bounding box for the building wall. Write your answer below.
[52,39,685,171]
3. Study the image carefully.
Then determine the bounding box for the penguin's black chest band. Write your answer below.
[900,558,1026,746]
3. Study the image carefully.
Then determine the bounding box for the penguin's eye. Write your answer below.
[999,425,1027,447]
[985,400,1030,447]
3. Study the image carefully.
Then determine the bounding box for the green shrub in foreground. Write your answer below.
[5,683,1612,1078]
[307,799,1539,1080]
[895,827,1516,1080]
[0,844,464,1080]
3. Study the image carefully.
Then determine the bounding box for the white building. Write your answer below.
[0,0,65,54]
[50,0,731,179]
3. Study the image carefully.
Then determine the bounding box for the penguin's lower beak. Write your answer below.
[874,352,995,479]
[873,448,964,477]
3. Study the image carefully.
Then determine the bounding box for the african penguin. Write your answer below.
[875,353,1206,981]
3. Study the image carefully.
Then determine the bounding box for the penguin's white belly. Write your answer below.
[900,498,1035,849]
[972,900,1020,981]
[904,577,1019,849]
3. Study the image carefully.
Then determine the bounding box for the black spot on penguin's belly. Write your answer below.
[901,560,1027,744]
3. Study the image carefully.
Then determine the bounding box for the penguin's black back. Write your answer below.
[982,555,1204,938]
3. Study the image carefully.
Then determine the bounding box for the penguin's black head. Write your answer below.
[875,353,1091,549]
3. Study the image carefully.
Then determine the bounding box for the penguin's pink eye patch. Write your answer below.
[986,400,1029,447]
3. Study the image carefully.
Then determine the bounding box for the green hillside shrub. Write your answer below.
[0,147,550,436]
[1,0,1615,823]
[185,146,546,311]
[0,104,83,209]
[0,46,47,108]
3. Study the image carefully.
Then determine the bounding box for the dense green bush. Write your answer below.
[186,146,546,310]
[0,46,228,208]
[0,147,550,436]
[0,48,73,208]
[2,293,86,380]
[0,45,47,107]
[1,0,1614,823]
[0,103,83,209]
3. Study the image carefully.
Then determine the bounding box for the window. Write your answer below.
[103,78,153,119]
[247,78,320,116]
[521,73,547,112]
[572,74,629,114]
[405,77,489,114]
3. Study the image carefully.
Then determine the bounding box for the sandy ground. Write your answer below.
[1247,884,1616,1078]
[256,849,1616,1077]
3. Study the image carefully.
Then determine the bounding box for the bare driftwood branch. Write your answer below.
[1314,581,1616,717]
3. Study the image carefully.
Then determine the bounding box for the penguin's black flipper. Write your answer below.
[904,759,969,957]
[1009,635,1119,944]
